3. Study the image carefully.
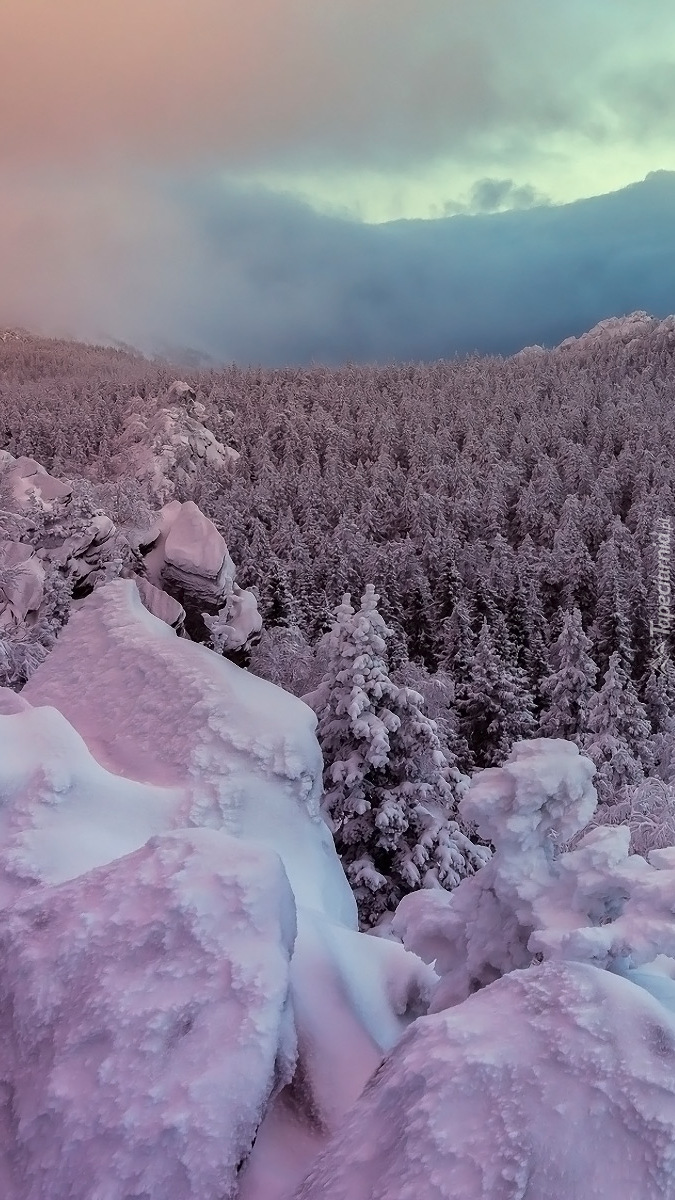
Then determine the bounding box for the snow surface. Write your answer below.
[294,960,675,1200]
[0,701,180,905]
[0,828,297,1200]
[240,912,433,1200]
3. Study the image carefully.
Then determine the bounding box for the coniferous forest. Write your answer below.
[2,318,675,903]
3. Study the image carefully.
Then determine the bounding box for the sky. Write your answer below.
[2,0,675,363]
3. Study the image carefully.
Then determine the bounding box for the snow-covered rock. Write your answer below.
[0,328,29,343]
[293,960,675,1200]
[393,739,598,1008]
[23,578,349,922]
[0,541,45,627]
[394,738,675,1020]
[558,310,675,352]
[134,573,186,631]
[115,381,238,502]
[0,453,72,510]
[13,580,434,1197]
[0,828,297,1200]
[138,499,261,646]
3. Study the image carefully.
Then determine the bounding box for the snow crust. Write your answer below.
[294,960,675,1200]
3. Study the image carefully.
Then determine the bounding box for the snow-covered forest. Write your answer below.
[1,314,675,1198]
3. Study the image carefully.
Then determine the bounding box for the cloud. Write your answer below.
[469,179,550,213]
[1,169,674,365]
[2,0,674,173]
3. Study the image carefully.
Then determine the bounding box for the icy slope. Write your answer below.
[294,960,675,1200]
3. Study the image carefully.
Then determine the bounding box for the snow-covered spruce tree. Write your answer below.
[455,619,536,770]
[260,555,300,629]
[539,608,598,743]
[305,586,487,927]
[507,562,549,710]
[643,662,675,783]
[584,651,653,803]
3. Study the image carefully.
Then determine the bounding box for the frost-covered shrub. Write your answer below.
[248,625,323,696]
[589,776,675,857]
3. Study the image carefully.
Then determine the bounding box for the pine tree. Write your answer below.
[539,608,598,743]
[405,572,438,670]
[306,586,486,927]
[508,567,549,711]
[432,541,462,625]
[439,598,475,683]
[545,503,596,619]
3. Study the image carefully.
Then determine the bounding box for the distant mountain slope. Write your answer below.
[2,170,675,364]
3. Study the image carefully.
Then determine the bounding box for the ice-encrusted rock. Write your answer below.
[294,960,675,1200]
[0,828,298,1200]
